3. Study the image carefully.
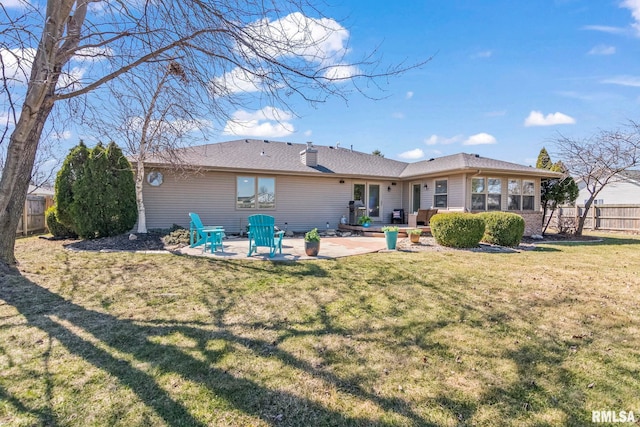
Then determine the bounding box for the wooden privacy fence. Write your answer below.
[546,204,640,233]
[16,195,54,236]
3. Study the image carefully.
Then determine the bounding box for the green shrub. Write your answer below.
[478,212,525,247]
[162,228,190,246]
[45,206,77,238]
[57,141,137,239]
[304,228,321,242]
[430,213,485,248]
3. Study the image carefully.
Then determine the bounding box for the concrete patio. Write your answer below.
[179,236,389,261]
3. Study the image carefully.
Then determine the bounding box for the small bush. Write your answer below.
[45,206,77,238]
[478,212,525,247]
[162,228,190,246]
[430,213,485,248]
[304,228,321,242]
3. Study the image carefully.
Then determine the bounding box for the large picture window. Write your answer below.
[508,179,535,211]
[237,176,275,209]
[472,177,502,211]
[434,179,448,208]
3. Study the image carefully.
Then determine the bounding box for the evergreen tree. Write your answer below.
[55,142,90,232]
[537,147,579,233]
[55,141,137,239]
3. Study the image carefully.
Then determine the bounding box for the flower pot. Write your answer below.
[362,222,371,228]
[384,230,398,250]
[410,233,421,243]
[305,241,320,256]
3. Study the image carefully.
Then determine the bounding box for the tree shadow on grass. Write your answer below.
[0,274,437,426]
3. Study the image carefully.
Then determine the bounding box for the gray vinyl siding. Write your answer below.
[577,180,640,205]
[142,169,403,233]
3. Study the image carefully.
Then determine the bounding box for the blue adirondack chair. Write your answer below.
[247,214,284,257]
[189,212,225,252]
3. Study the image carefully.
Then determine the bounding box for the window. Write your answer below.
[237,176,275,209]
[487,178,502,211]
[434,179,448,208]
[471,178,486,210]
[508,179,535,210]
[522,180,535,210]
[472,177,502,211]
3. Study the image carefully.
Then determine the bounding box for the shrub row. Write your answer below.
[430,212,525,248]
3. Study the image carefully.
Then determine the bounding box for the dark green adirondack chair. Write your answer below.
[247,214,284,257]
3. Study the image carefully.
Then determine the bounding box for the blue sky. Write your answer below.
[2,0,640,170]
[221,0,640,166]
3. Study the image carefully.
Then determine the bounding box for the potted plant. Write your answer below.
[407,228,422,243]
[304,228,321,256]
[358,215,372,228]
[381,225,399,250]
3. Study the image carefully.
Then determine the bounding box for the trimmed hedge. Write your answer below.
[45,206,77,238]
[430,213,485,248]
[477,212,525,247]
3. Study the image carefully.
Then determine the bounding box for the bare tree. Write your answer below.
[88,61,208,233]
[555,121,640,235]
[0,1,427,269]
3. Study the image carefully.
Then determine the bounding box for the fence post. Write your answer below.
[592,204,597,230]
[23,199,28,236]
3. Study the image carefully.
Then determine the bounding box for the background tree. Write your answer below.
[0,0,426,269]
[536,147,578,234]
[88,61,204,233]
[371,149,385,157]
[555,121,640,235]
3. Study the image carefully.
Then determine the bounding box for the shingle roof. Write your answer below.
[144,139,558,179]
[621,170,640,183]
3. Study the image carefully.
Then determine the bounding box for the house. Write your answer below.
[576,170,640,205]
[140,139,561,236]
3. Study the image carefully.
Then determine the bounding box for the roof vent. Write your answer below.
[286,142,292,145]
[429,158,435,161]
[300,141,318,167]
[264,140,269,143]
[474,154,480,158]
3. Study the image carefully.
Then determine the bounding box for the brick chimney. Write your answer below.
[300,141,318,167]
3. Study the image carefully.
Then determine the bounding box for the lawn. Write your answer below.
[1,234,639,426]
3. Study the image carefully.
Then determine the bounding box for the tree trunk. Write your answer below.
[0,102,55,268]
[135,160,147,233]
[576,200,593,236]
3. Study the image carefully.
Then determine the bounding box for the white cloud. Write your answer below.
[57,67,86,91]
[54,130,72,140]
[304,130,312,137]
[391,112,405,119]
[524,111,576,127]
[424,134,463,146]
[73,46,113,62]
[405,91,414,99]
[463,133,497,145]
[2,0,29,9]
[223,107,295,138]
[0,48,36,85]
[471,50,493,59]
[0,112,15,127]
[588,44,616,55]
[212,67,265,94]
[242,12,349,64]
[621,0,640,35]
[582,25,629,35]
[323,64,359,80]
[398,148,424,160]
[602,75,640,87]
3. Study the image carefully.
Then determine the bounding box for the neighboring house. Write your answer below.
[140,139,560,236]
[576,170,640,205]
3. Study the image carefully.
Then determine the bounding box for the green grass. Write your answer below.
[1,234,639,426]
